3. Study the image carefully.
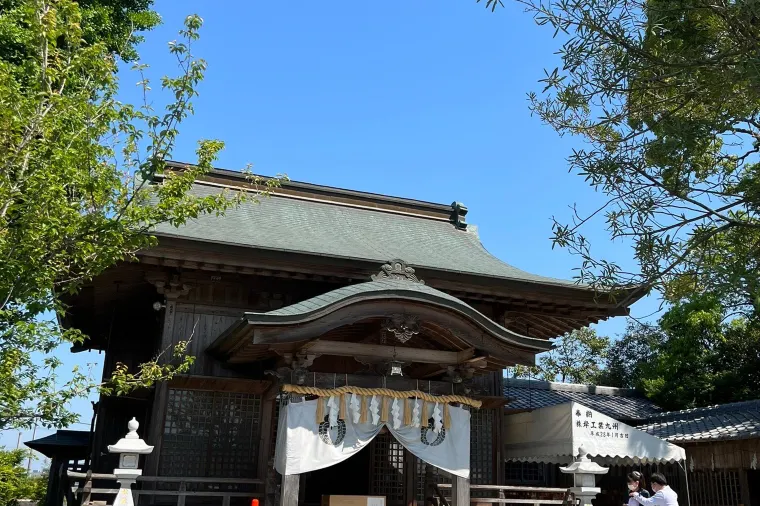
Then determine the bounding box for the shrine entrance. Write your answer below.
[300,430,408,506]
[301,441,372,506]
[297,427,458,506]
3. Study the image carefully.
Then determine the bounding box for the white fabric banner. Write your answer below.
[503,401,685,465]
[274,398,471,478]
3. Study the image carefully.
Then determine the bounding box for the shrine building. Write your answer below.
[44,162,670,506]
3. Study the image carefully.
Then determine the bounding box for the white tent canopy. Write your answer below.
[503,401,685,465]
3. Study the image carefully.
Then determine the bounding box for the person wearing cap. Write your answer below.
[630,473,679,506]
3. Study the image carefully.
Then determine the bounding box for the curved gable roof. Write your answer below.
[206,277,553,367]
[244,278,552,351]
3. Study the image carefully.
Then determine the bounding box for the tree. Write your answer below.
[0,0,160,64]
[501,0,760,311]
[0,449,46,506]
[514,328,610,383]
[596,321,664,388]
[601,295,760,410]
[0,0,279,430]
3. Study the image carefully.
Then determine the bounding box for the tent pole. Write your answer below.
[677,459,691,506]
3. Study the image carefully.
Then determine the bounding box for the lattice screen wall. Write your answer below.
[504,462,548,484]
[470,407,494,485]
[369,432,405,504]
[160,389,261,478]
[688,470,742,506]
[415,460,450,502]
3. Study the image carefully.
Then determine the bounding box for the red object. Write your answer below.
[251,500,259,506]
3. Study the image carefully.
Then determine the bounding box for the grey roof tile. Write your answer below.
[25,430,90,459]
[504,378,662,422]
[152,183,578,287]
[636,399,760,442]
[264,278,466,317]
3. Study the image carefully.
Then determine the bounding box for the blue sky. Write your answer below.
[4,0,661,461]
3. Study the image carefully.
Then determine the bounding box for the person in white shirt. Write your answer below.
[630,473,679,506]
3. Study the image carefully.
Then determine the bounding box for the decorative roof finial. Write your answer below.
[451,202,468,230]
[371,259,424,284]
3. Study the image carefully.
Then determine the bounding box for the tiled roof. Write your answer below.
[152,183,578,287]
[637,399,760,442]
[504,378,662,422]
[25,430,90,459]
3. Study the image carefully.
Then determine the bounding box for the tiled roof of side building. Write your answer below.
[25,429,91,459]
[151,181,581,288]
[503,378,662,423]
[636,399,760,443]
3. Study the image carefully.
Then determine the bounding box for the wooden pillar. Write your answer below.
[279,474,299,506]
[739,469,751,506]
[43,457,62,506]
[261,384,279,506]
[404,451,417,506]
[423,463,435,504]
[452,476,470,506]
[494,372,504,485]
[259,385,279,478]
[144,297,178,477]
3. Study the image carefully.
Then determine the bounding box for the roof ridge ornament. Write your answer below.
[371,259,425,284]
[451,202,468,230]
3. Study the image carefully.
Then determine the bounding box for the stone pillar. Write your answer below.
[559,447,609,506]
[108,418,154,506]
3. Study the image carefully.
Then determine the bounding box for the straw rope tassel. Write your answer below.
[403,399,412,426]
[380,397,390,423]
[443,403,451,430]
[339,393,347,420]
[360,395,369,424]
[422,400,429,422]
[316,397,325,424]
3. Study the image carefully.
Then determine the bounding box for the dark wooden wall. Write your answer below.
[683,439,759,470]
[93,265,514,490]
[681,440,759,506]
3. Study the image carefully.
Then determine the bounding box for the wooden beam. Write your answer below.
[301,340,477,365]
[295,372,464,395]
[168,375,271,394]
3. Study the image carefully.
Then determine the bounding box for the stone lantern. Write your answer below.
[559,446,609,506]
[108,418,154,506]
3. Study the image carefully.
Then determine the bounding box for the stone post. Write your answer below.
[108,418,155,506]
[559,446,609,506]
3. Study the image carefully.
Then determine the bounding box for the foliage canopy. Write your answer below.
[0,449,46,506]
[513,328,609,384]
[0,0,278,431]
[499,0,760,311]
[602,296,760,410]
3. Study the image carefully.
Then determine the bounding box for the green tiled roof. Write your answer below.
[243,278,553,351]
[153,183,578,287]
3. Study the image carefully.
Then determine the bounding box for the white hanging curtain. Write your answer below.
[274,397,471,478]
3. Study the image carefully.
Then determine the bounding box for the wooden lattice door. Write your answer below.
[369,432,406,506]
